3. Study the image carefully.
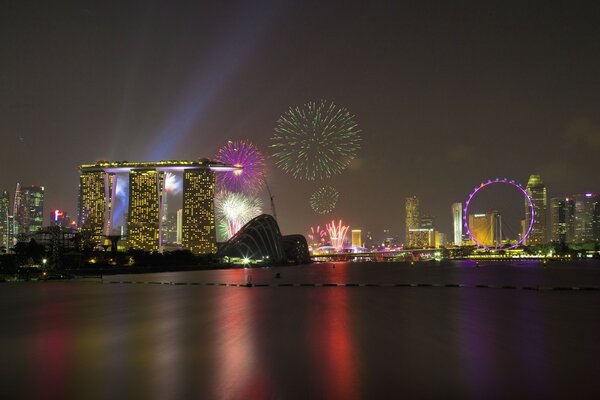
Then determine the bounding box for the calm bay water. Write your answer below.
[0,261,599,399]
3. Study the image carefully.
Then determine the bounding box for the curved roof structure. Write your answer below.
[217,214,310,265]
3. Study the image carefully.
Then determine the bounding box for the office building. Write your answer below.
[524,175,547,244]
[434,231,447,248]
[407,228,434,248]
[13,184,44,237]
[451,202,462,246]
[182,168,217,254]
[573,193,600,242]
[551,197,575,244]
[405,196,420,245]
[128,169,164,252]
[351,229,362,248]
[0,191,9,250]
[469,212,502,247]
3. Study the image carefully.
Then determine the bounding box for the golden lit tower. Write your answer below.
[405,196,420,246]
[79,160,238,253]
[182,169,217,254]
[351,229,362,248]
[525,174,547,245]
[128,169,164,252]
[79,171,113,244]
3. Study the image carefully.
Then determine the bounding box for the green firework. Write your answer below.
[271,100,361,180]
[310,186,339,214]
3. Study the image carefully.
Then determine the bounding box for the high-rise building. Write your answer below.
[79,160,237,254]
[176,208,183,244]
[407,228,434,248]
[405,196,420,245]
[79,171,114,244]
[551,197,576,244]
[469,212,502,247]
[128,169,164,252]
[434,231,447,248]
[0,191,10,251]
[451,202,462,246]
[573,193,600,243]
[420,214,434,229]
[525,175,547,245]
[351,229,362,248]
[182,169,217,254]
[13,184,44,237]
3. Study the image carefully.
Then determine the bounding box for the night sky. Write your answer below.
[2,1,600,240]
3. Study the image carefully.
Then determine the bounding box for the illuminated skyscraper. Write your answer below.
[79,171,114,245]
[434,231,447,248]
[525,175,547,245]
[182,169,217,254]
[13,184,44,236]
[407,228,434,248]
[573,193,600,243]
[351,229,362,248]
[469,212,502,247]
[0,191,9,250]
[551,197,575,244]
[405,196,420,245]
[451,202,462,246]
[176,208,183,244]
[79,160,237,253]
[128,169,164,252]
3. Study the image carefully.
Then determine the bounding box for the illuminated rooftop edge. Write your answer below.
[80,159,241,173]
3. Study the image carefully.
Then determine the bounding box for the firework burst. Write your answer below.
[215,140,266,194]
[310,186,339,214]
[164,172,182,194]
[271,100,361,180]
[215,190,263,241]
[307,225,328,246]
[326,219,350,251]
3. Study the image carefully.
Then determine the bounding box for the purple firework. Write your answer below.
[215,140,266,194]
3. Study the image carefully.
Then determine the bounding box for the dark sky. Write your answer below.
[2,0,600,240]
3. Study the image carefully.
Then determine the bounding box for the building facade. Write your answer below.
[550,197,576,244]
[405,196,420,246]
[13,184,45,237]
[469,212,502,247]
[128,169,164,252]
[524,175,547,245]
[407,228,434,248]
[0,191,9,251]
[573,193,599,243]
[451,202,462,246]
[78,160,237,254]
[351,229,362,248]
[181,169,217,254]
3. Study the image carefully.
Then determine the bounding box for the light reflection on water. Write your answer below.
[0,262,598,398]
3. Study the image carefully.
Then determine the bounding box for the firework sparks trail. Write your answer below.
[215,140,266,194]
[326,219,349,251]
[307,225,328,245]
[271,100,361,180]
[215,190,263,240]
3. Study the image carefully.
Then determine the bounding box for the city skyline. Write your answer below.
[2,1,600,238]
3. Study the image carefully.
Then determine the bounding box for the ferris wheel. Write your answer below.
[463,178,535,250]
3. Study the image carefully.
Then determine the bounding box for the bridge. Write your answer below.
[311,248,442,262]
